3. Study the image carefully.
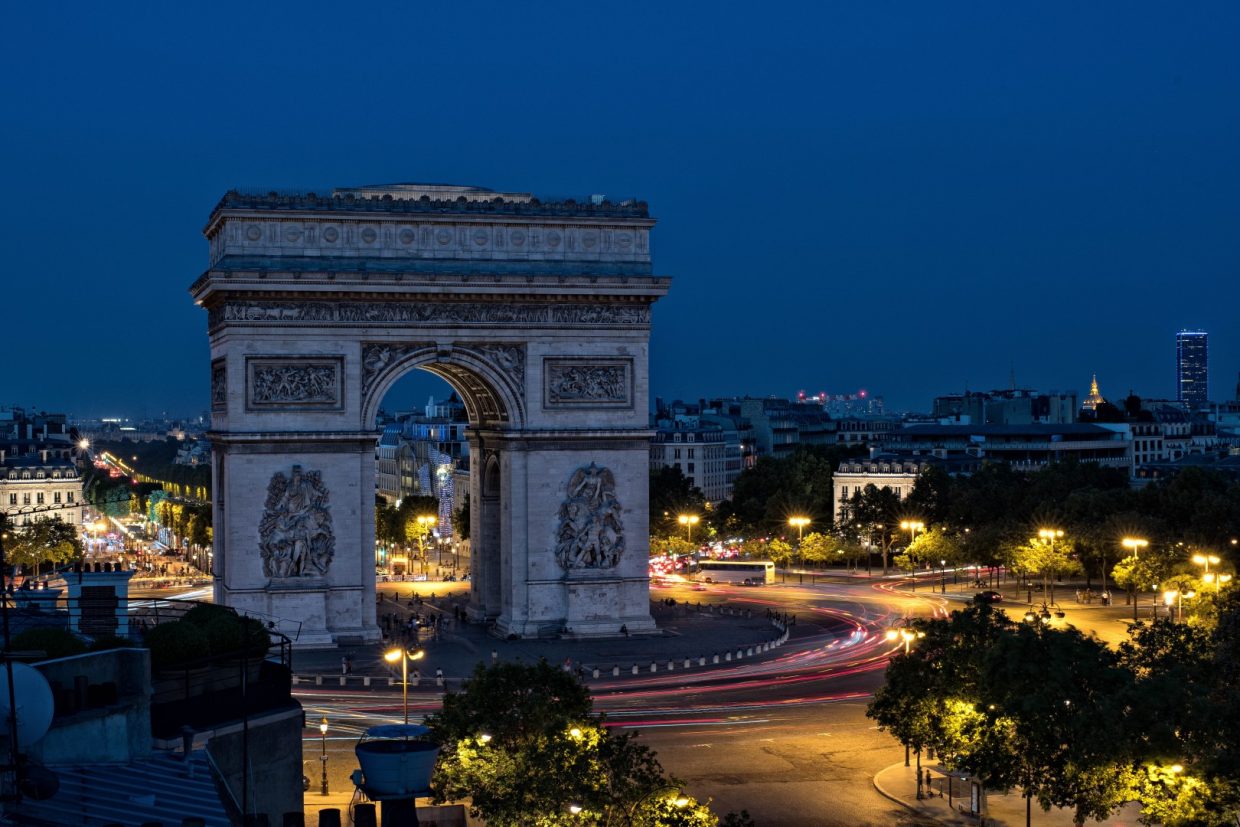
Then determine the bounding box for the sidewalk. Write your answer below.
[874,762,1144,826]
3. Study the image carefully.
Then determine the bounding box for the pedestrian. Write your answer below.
[562,657,573,672]
[620,623,629,638]
[341,655,349,676]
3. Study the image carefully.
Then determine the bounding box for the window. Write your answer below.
[22,493,31,505]
[687,449,695,459]
[840,486,848,500]
[36,493,45,505]
[53,492,61,503]
[673,449,681,459]
[687,463,695,474]
[7,494,14,505]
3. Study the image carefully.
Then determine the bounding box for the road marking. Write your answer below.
[690,744,713,748]
[818,732,833,736]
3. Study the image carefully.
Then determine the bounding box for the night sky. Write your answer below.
[6,3,1239,418]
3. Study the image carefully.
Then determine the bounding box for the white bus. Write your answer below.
[693,560,776,585]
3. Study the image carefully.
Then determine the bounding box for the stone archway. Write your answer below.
[192,184,668,645]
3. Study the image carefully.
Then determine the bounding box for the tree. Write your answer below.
[796,532,839,567]
[452,492,471,540]
[901,527,961,572]
[649,467,708,538]
[649,536,697,559]
[428,662,725,826]
[3,517,81,575]
[843,484,901,576]
[766,539,793,568]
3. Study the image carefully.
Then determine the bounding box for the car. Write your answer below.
[974,590,1003,603]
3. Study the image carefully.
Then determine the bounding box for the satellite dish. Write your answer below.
[0,662,55,747]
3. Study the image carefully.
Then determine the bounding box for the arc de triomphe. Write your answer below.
[191,184,667,646]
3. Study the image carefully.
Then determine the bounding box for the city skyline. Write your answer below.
[5,4,1240,415]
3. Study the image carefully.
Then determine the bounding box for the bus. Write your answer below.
[693,560,776,585]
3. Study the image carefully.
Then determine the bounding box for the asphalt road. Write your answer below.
[296,574,945,826]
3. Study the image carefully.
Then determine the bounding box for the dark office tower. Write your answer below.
[1176,330,1208,408]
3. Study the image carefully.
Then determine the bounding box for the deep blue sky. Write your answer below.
[5,3,1239,418]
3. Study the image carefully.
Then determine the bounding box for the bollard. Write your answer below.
[667,660,674,672]
[698,656,706,667]
[613,666,620,677]
[363,676,371,687]
[684,658,691,669]
[339,676,346,686]
[592,668,600,679]
[436,668,444,687]
[650,662,657,673]
[388,677,396,687]
[292,676,300,686]
[632,665,639,675]
[315,675,323,686]
[747,648,754,657]
[737,650,744,660]
[318,810,342,827]
[725,652,732,661]
[712,654,719,664]
[353,803,377,827]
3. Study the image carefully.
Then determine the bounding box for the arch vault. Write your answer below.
[191,184,668,646]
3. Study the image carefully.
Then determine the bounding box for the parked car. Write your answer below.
[974,590,1003,603]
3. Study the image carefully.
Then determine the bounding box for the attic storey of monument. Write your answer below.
[191,183,669,646]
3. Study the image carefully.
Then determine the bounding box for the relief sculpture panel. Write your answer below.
[259,465,335,579]
[544,359,632,408]
[246,357,343,410]
[554,464,625,570]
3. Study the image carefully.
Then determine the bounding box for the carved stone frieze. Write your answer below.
[461,343,525,386]
[544,359,632,408]
[361,343,433,395]
[554,464,625,570]
[214,301,650,330]
[246,357,343,409]
[259,465,335,578]
[210,359,227,412]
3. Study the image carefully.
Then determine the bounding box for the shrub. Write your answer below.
[181,603,232,628]
[88,635,133,652]
[11,628,87,660]
[145,621,208,670]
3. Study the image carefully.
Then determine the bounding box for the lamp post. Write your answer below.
[900,521,924,591]
[1122,537,1148,621]
[883,621,926,775]
[788,517,810,583]
[1192,553,1221,576]
[319,716,329,795]
[677,514,700,545]
[1203,572,1233,598]
[1038,528,1064,605]
[940,559,947,594]
[384,646,426,725]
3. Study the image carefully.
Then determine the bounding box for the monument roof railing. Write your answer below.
[206,187,651,232]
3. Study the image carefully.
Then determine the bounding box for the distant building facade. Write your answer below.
[932,388,1079,425]
[1177,329,1209,408]
[374,395,470,538]
[1,407,83,527]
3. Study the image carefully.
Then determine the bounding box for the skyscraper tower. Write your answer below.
[1176,330,1208,408]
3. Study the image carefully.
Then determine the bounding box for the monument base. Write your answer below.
[220,580,381,648]
[494,571,658,639]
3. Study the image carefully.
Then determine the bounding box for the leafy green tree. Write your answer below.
[796,532,839,567]
[902,527,961,571]
[843,484,901,576]
[428,662,724,826]
[981,624,1136,826]
[649,536,697,559]
[452,492,470,540]
[766,539,793,568]
[4,517,81,575]
[717,445,861,534]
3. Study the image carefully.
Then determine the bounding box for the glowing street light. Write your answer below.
[1122,537,1149,621]
[900,521,924,590]
[384,646,426,724]
[1038,528,1064,605]
[677,514,700,544]
[1203,572,1233,596]
[788,517,811,582]
[319,716,330,795]
[1192,553,1221,575]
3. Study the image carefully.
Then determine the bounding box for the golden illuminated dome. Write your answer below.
[1082,374,1107,411]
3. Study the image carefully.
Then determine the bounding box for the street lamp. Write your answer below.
[788,517,810,582]
[1038,528,1064,605]
[677,514,700,544]
[384,646,426,725]
[319,716,329,795]
[1163,588,1197,624]
[900,520,924,590]
[1192,553,1221,576]
[1203,572,1233,597]
[1122,537,1148,621]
